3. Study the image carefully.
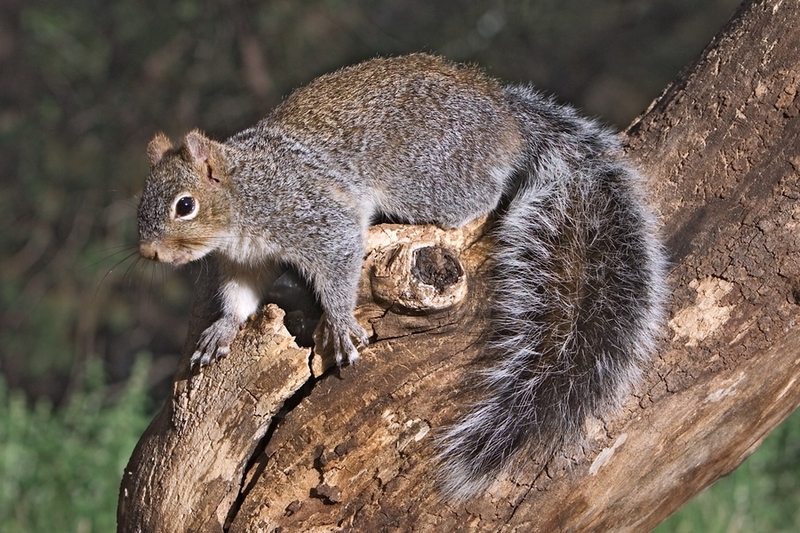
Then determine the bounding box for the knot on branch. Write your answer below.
[370,242,467,313]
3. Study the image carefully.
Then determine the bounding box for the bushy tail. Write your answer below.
[437,85,668,500]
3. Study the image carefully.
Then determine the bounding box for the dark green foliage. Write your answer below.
[0,357,152,532]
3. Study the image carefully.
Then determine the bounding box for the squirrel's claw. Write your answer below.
[322,314,367,367]
[191,316,240,368]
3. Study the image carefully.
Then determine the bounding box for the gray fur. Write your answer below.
[137,54,667,499]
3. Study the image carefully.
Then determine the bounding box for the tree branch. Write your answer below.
[118,0,800,530]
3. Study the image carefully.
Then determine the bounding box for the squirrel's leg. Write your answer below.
[191,260,278,367]
[293,224,369,366]
[316,258,370,366]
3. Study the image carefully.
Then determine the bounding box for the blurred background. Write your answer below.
[1,0,799,530]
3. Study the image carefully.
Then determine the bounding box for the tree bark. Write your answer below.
[118,0,800,530]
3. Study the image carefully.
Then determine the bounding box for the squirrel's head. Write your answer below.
[137,130,234,265]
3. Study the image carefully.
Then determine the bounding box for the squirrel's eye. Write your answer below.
[175,196,196,218]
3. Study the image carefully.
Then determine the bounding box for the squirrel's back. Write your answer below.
[230,54,524,228]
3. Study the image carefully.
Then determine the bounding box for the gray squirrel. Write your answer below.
[137,53,667,500]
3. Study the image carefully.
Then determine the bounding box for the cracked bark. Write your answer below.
[118,0,800,530]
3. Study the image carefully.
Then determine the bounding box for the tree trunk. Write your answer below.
[118,0,800,530]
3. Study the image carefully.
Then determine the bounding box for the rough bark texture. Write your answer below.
[118,0,800,530]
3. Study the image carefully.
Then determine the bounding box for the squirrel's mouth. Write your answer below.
[138,240,203,266]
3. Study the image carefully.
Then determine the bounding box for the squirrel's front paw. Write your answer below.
[322,314,368,366]
[192,317,242,368]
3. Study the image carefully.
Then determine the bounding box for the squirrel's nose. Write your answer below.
[139,241,159,261]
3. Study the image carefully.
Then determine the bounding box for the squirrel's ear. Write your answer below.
[184,129,227,186]
[147,132,172,167]
[184,129,212,163]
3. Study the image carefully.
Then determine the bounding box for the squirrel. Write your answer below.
[137,53,667,500]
